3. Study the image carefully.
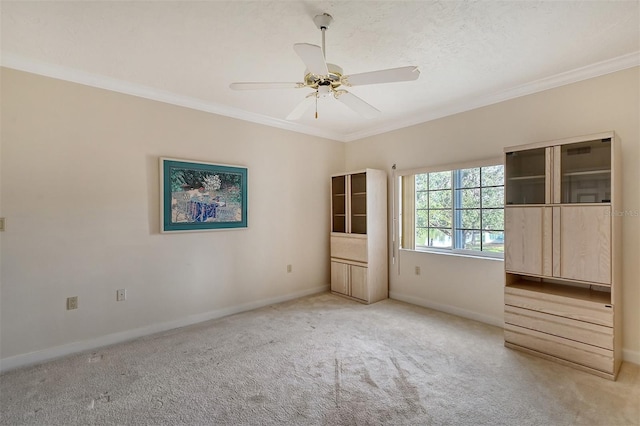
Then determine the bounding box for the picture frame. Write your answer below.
[160,158,247,232]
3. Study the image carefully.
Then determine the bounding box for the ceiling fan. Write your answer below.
[229,13,420,120]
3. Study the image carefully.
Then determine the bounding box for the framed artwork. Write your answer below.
[160,158,247,232]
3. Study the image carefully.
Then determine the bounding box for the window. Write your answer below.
[400,162,504,257]
[416,171,452,248]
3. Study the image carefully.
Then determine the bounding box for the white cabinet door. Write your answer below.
[350,265,368,301]
[559,205,611,284]
[330,261,350,295]
[505,207,551,276]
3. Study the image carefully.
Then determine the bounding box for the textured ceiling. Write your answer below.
[1,1,639,141]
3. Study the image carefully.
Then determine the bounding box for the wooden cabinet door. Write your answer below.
[559,206,611,284]
[505,207,552,276]
[350,265,368,301]
[330,261,350,295]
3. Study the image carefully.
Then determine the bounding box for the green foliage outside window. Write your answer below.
[414,165,504,255]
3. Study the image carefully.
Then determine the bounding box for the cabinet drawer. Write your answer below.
[505,324,614,374]
[505,305,613,350]
[505,287,612,327]
[331,236,367,263]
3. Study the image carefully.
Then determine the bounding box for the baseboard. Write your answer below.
[0,285,329,373]
[389,291,504,328]
[4,286,635,373]
[622,349,640,366]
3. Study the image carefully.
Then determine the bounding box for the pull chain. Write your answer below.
[315,90,318,119]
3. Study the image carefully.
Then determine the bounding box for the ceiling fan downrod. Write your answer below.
[313,13,333,59]
[313,13,333,119]
[322,27,326,59]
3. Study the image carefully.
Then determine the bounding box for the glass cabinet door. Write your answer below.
[505,148,547,205]
[350,173,367,234]
[332,176,346,233]
[559,138,611,204]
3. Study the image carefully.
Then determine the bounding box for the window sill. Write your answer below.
[399,248,504,262]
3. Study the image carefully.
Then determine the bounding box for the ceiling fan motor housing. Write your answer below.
[304,63,343,90]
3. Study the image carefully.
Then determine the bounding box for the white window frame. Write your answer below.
[396,157,504,260]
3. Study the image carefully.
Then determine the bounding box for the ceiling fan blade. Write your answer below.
[293,43,329,76]
[334,90,380,119]
[229,82,304,90]
[341,66,420,87]
[286,93,317,120]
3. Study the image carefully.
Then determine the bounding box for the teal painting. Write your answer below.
[161,158,247,232]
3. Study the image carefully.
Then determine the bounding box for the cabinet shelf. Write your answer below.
[507,280,611,305]
[508,175,545,181]
[563,169,611,177]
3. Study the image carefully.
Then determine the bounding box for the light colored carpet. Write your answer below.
[1,293,638,425]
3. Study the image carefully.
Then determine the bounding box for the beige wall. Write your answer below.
[345,67,640,363]
[0,68,345,367]
[2,66,638,370]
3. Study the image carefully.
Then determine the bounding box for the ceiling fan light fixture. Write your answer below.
[318,85,331,96]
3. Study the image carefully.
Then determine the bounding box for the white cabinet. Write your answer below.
[505,205,611,284]
[330,169,388,304]
[330,261,349,295]
[504,206,550,276]
[557,205,611,284]
[504,132,622,380]
[330,261,367,301]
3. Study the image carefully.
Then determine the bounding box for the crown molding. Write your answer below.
[2,51,637,144]
[0,52,345,142]
[343,51,640,142]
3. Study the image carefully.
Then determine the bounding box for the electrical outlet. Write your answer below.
[286,264,292,273]
[67,296,78,310]
[116,289,126,302]
[415,266,421,275]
